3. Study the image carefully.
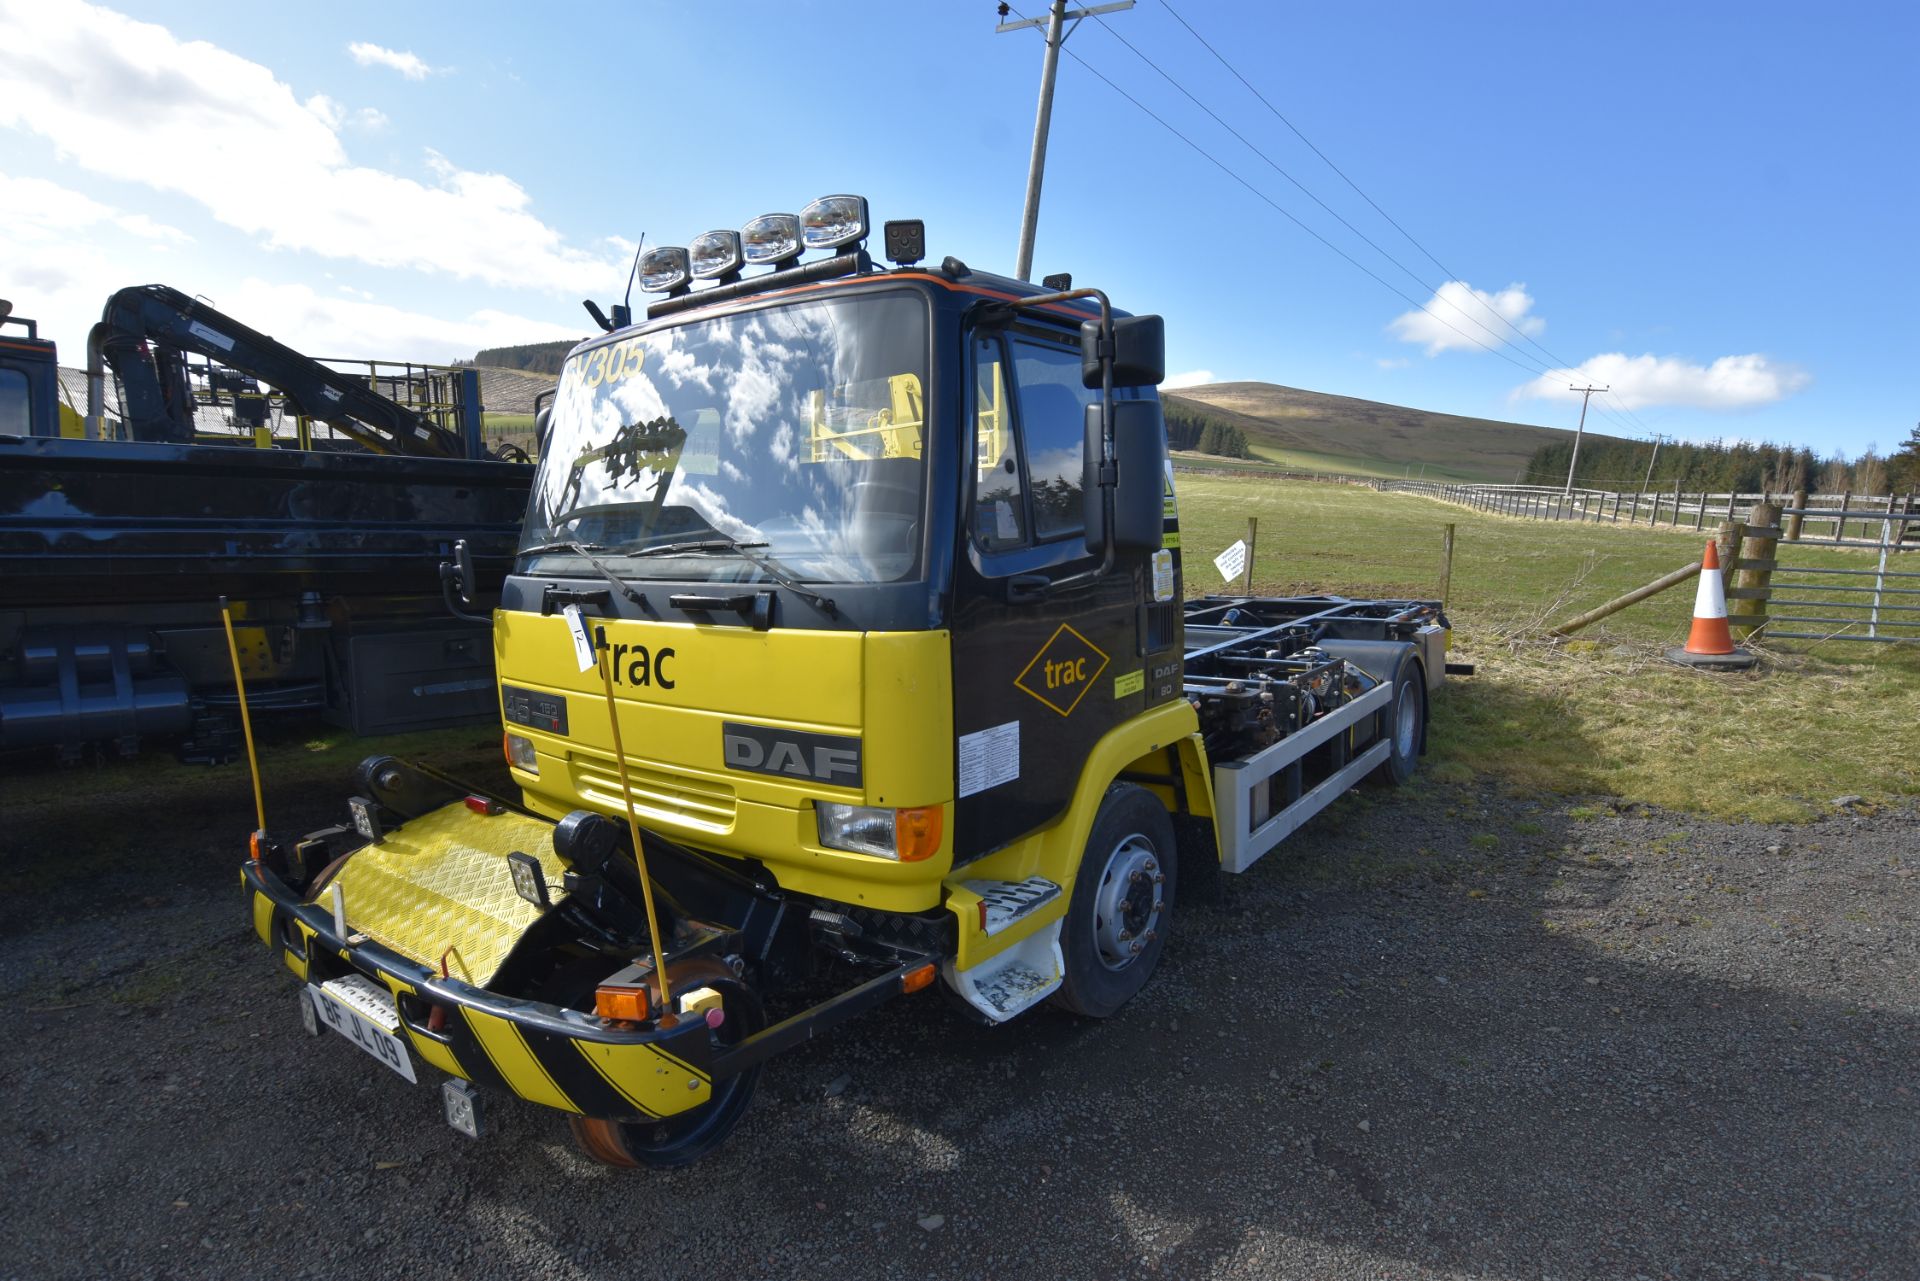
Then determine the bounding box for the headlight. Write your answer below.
[816,802,943,862]
[637,246,690,292]
[800,194,869,250]
[741,213,801,266]
[504,732,539,775]
[689,228,743,279]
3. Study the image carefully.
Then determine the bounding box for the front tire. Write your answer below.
[1052,784,1177,1018]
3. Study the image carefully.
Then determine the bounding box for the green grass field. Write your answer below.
[1174,474,1920,821]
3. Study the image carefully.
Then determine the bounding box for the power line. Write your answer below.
[1154,0,1667,445]
[1000,2,1663,450]
[996,4,1564,381]
[1080,5,1548,370]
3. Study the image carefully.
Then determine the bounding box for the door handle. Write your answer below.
[1006,574,1052,605]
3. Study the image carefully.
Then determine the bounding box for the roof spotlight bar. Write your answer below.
[647,249,871,320]
[637,194,887,317]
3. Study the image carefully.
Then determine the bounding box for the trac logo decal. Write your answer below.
[1014,624,1110,717]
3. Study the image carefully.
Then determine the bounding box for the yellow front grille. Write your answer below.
[571,753,737,833]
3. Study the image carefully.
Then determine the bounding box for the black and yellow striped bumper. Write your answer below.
[242,860,717,1122]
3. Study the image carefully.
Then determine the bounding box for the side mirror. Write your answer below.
[534,406,552,450]
[1081,314,1166,390]
[438,537,489,624]
[1083,400,1167,556]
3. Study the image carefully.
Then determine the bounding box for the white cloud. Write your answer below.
[1516,352,1810,411]
[1375,356,1410,370]
[0,3,618,293]
[0,172,190,246]
[1390,280,1544,355]
[347,41,435,80]
[1162,369,1215,390]
[219,279,583,363]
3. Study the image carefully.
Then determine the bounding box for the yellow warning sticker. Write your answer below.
[1113,670,1144,699]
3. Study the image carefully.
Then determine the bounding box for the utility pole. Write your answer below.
[1563,383,1607,495]
[996,0,1134,281]
[1642,433,1668,490]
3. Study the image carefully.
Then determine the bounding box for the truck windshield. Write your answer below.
[524,291,929,585]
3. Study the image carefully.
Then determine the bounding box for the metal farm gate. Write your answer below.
[1768,508,1920,644]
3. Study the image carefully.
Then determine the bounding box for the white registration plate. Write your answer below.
[308,975,417,1084]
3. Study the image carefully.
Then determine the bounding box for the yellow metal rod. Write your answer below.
[594,628,674,1016]
[217,596,267,835]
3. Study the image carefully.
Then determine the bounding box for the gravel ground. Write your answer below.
[1,764,1914,1281]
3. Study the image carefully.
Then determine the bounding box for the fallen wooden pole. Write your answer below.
[1550,562,1701,636]
[1550,521,1742,637]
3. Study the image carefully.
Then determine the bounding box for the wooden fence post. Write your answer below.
[1671,479,1683,526]
[1785,487,1808,541]
[1438,523,1455,607]
[1729,502,1779,640]
[1243,516,1258,596]
[1694,491,1707,531]
[1834,490,1850,542]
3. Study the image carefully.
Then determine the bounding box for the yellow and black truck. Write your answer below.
[240,197,1455,1166]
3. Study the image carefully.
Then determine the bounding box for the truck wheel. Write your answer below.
[568,969,764,1169]
[1052,784,1177,1018]
[1371,656,1425,787]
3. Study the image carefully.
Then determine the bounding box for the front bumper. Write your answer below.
[242,859,718,1122]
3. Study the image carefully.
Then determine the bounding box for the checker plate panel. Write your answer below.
[314,804,566,985]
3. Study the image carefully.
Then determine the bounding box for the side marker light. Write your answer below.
[902,963,937,994]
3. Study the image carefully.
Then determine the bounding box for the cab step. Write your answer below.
[962,876,1061,936]
[941,921,1063,1024]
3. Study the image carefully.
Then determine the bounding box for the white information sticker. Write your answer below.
[1213,539,1248,583]
[1151,549,1175,602]
[562,604,597,673]
[996,500,1019,542]
[957,720,1020,798]
[186,319,236,351]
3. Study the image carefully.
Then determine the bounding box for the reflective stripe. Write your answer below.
[575,1038,710,1117]
[378,975,467,1081]
[283,921,315,981]
[464,1009,579,1113]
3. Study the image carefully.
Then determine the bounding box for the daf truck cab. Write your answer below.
[241,197,1450,1166]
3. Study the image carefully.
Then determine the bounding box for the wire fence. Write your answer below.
[1380,480,1920,551]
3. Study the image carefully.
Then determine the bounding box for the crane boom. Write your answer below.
[90,284,469,457]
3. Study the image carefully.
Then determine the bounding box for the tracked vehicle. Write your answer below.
[241,197,1455,1165]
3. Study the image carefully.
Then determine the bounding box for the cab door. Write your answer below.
[947,324,1144,863]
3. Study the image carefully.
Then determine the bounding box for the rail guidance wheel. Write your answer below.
[568,966,764,1169]
[1052,784,1178,1018]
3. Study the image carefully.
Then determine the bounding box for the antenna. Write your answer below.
[613,233,647,329]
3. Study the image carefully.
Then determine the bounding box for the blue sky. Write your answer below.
[2,1,1913,459]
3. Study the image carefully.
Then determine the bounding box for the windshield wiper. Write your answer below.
[514,538,651,613]
[630,538,838,617]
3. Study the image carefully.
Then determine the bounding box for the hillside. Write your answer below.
[1165,382,1631,483]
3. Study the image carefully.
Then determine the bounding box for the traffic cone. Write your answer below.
[1666,539,1756,669]
[1684,540,1736,655]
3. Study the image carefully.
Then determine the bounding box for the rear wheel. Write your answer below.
[567,964,764,1169]
[1371,657,1425,787]
[1052,785,1177,1018]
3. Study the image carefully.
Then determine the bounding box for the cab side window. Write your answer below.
[972,335,1027,551]
[1008,337,1094,540]
[0,369,29,436]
